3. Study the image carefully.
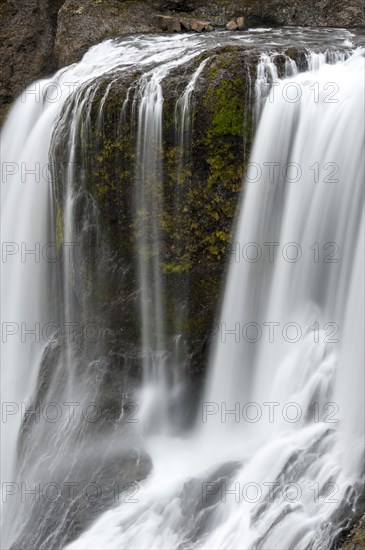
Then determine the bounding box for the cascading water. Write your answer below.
[133,48,206,431]
[65,47,364,550]
[200,48,365,549]
[1,27,363,550]
[1,82,56,495]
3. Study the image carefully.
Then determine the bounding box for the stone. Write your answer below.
[180,18,191,31]
[0,0,64,120]
[153,15,181,32]
[226,20,239,31]
[190,19,212,32]
[152,15,165,28]
[166,16,182,33]
[55,0,156,67]
[237,16,246,30]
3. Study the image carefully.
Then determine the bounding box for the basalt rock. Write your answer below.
[190,19,214,32]
[180,18,191,30]
[55,0,157,67]
[340,513,365,550]
[153,14,182,32]
[225,16,247,31]
[234,0,365,27]
[0,0,64,123]
[153,14,214,32]
[237,16,247,30]
[226,20,239,30]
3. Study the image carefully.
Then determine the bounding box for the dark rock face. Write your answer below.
[54,0,157,67]
[0,0,63,122]
[153,0,364,28]
[240,0,365,28]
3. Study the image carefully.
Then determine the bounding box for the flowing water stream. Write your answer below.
[1,27,364,549]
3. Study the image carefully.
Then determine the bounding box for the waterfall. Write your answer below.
[132,49,204,432]
[0,34,213,548]
[0,36,205,548]
[200,47,365,549]
[65,48,364,550]
[1,81,56,494]
[1,28,363,550]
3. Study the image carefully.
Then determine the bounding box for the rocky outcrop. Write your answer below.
[0,0,64,123]
[340,514,365,550]
[152,14,214,32]
[153,14,182,32]
[54,0,157,66]
[226,16,247,30]
[190,18,214,32]
[238,0,364,27]
[0,0,364,124]
[153,0,364,28]
[159,15,214,31]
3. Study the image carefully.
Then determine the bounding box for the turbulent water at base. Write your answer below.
[1,27,364,550]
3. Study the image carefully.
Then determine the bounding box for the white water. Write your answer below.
[1,89,53,491]
[0,35,208,546]
[133,49,206,432]
[64,48,364,550]
[1,30,364,550]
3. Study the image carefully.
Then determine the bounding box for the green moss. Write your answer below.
[189,56,251,262]
[162,261,192,274]
[144,49,256,277]
[55,201,64,250]
[342,516,365,549]
[206,79,244,138]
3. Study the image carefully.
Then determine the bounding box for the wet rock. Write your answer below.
[340,513,365,549]
[12,435,152,549]
[180,461,243,542]
[226,20,239,30]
